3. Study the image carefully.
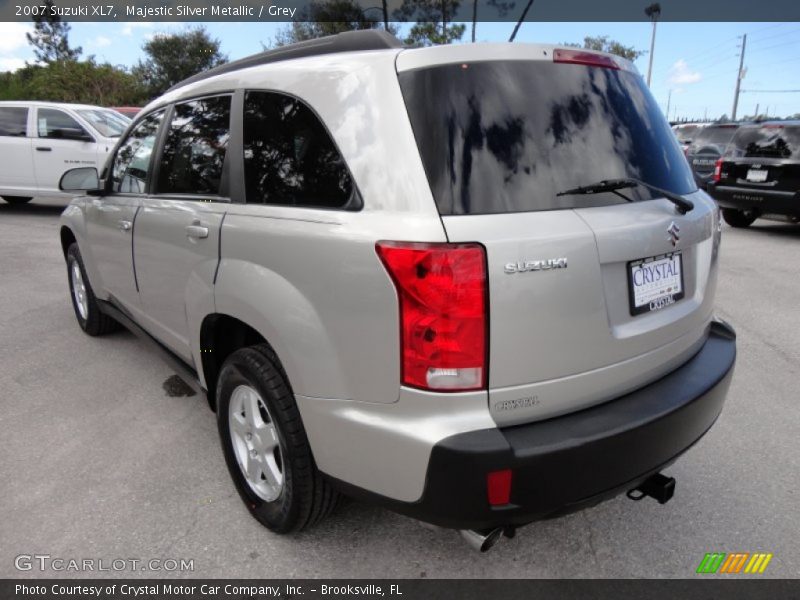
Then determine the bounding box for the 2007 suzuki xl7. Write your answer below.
[58,31,736,551]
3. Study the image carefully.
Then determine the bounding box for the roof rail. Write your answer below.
[167,30,404,93]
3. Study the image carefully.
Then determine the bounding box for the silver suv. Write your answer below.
[58,31,736,551]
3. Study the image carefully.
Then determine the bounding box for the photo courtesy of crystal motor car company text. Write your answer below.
[0,0,799,591]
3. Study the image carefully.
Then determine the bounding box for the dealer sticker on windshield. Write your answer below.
[627,252,685,316]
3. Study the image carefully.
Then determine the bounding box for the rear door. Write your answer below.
[84,109,166,313]
[0,105,35,194]
[398,53,719,426]
[132,95,230,363]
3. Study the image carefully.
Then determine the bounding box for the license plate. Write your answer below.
[627,253,684,316]
[746,168,768,183]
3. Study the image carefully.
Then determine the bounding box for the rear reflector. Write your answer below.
[553,48,620,70]
[487,469,512,506]
[375,241,487,392]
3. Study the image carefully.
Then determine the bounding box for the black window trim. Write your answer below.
[241,87,363,212]
[149,91,235,204]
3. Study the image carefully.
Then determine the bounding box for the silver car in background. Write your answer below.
[58,31,736,551]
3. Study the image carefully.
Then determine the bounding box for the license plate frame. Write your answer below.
[627,252,685,316]
[746,168,768,183]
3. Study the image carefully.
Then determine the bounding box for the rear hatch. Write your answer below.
[687,124,740,187]
[719,123,800,193]
[397,46,720,426]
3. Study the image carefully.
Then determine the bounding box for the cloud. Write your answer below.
[90,35,112,48]
[0,22,32,53]
[121,22,154,36]
[0,57,27,72]
[667,59,702,85]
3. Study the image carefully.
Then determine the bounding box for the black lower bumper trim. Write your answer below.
[329,321,736,530]
[708,183,799,216]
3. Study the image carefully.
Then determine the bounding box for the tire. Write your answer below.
[66,243,120,336]
[721,208,758,228]
[217,344,339,533]
[2,196,32,205]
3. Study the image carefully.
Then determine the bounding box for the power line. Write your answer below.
[747,27,800,46]
[741,89,800,93]
[745,38,800,55]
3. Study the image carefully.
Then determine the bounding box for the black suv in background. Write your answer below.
[686,123,740,190]
[708,121,800,228]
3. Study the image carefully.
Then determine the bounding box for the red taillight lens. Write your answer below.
[713,158,724,182]
[376,241,487,392]
[553,48,620,70]
[487,469,512,506]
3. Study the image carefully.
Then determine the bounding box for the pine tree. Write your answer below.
[25,0,82,64]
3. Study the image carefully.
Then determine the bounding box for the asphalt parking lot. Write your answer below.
[1,197,798,579]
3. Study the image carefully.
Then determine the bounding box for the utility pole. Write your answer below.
[732,34,747,121]
[645,3,661,87]
[666,89,672,119]
[755,103,759,118]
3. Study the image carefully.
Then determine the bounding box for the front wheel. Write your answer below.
[721,208,758,228]
[217,344,339,533]
[66,243,120,336]
[2,196,32,205]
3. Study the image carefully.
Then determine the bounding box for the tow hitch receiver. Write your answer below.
[626,473,676,504]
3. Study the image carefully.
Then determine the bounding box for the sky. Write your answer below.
[1,20,798,120]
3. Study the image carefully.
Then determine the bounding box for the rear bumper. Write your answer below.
[708,183,799,216]
[331,321,736,529]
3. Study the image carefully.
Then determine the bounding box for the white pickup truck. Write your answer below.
[0,101,129,204]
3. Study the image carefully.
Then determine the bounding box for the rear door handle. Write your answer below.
[185,220,209,239]
[118,220,132,232]
[36,147,52,152]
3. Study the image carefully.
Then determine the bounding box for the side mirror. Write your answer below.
[53,127,94,142]
[59,167,101,193]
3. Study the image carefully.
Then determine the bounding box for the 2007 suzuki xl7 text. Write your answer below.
[58,31,736,551]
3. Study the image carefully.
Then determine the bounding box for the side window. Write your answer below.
[111,111,164,194]
[156,96,231,196]
[37,108,91,140]
[243,91,354,208]
[0,107,28,137]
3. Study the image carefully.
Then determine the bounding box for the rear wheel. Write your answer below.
[721,208,758,228]
[66,243,120,336]
[2,196,32,205]
[217,344,339,533]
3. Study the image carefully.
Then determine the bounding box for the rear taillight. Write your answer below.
[553,48,620,70]
[376,241,487,392]
[713,158,724,182]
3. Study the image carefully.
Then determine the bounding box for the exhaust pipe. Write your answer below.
[459,527,504,553]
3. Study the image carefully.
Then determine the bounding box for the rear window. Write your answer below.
[726,124,800,159]
[0,107,27,137]
[688,125,739,153]
[399,60,696,215]
[673,125,702,143]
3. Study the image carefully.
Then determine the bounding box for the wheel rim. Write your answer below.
[70,261,89,320]
[228,384,284,502]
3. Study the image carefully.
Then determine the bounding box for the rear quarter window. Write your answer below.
[0,107,27,137]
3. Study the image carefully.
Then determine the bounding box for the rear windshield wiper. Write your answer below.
[557,178,694,214]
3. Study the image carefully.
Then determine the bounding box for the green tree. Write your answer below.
[561,35,645,61]
[25,0,82,63]
[0,60,145,105]
[269,0,397,47]
[133,27,227,99]
[396,0,465,46]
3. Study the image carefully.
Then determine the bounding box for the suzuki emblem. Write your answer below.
[667,222,680,246]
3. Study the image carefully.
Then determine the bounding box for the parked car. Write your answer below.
[57,31,736,551]
[708,121,800,227]
[0,102,129,204]
[686,123,741,189]
[111,106,142,119]
[672,122,710,152]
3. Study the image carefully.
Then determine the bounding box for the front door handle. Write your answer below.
[185,220,209,239]
[36,147,52,152]
[118,220,132,232]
